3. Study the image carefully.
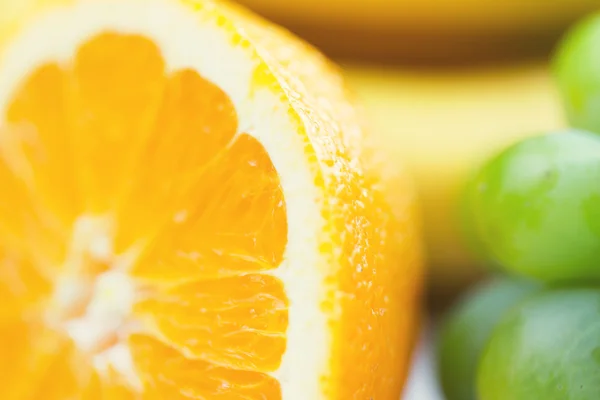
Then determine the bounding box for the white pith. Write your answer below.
[57,269,142,389]
[0,0,329,399]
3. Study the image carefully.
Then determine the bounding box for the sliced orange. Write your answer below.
[0,0,423,398]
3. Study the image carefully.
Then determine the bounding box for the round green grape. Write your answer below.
[478,288,600,400]
[437,277,538,400]
[554,12,600,133]
[463,130,600,283]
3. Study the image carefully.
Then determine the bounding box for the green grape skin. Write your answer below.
[554,12,600,134]
[437,277,538,400]
[463,130,600,283]
[478,288,600,400]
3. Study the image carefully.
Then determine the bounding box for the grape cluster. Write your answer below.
[437,13,600,400]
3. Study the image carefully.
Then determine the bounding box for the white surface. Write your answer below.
[403,327,444,400]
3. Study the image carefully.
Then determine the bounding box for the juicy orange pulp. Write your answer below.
[0,31,288,398]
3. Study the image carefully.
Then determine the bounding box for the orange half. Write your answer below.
[0,0,424,398]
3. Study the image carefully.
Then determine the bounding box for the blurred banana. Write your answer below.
[237,0,599,61]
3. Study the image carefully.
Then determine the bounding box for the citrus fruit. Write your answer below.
[463,130,600,283]
[554,12,600,134]
[235,0,600,61]
[478,288,600,400]
[437,277,538,400]
[344,63,565,298]
[0,0,424,398]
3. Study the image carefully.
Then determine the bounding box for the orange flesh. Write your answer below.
[333,179,421,399]
[0,32,288,399]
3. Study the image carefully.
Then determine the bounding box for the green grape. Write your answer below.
[437,277,538,400]
[478,288,600,400]
[554,13,600,133]
[463,130,600,283]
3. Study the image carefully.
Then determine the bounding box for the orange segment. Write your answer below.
[0,162,56,313]
[5,63,78,231]
[0,318,96,400]
[116,67,239,253]
[85,369,139,400]
[132,133,287,283]
[136,274,288,372]
[0,127,66,270]
[0,159,31,244]
[0,248,52,317]
[71,33,167,214]
[131,334,281,399]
